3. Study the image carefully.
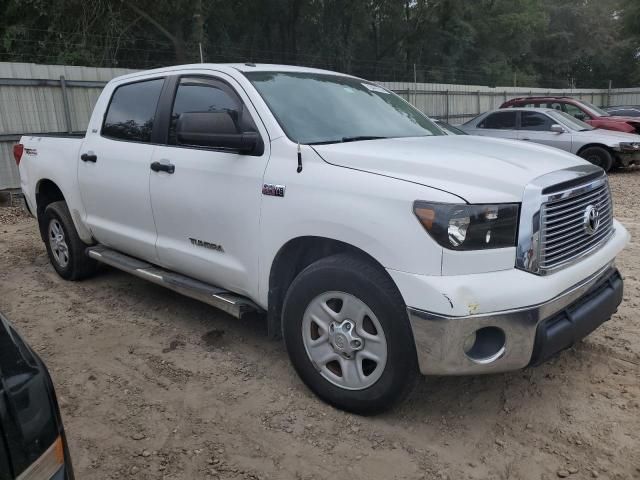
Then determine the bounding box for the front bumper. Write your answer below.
[407,265,623,375]
[615,151,640,167]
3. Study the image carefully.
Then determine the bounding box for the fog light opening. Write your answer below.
[463,327,506,364]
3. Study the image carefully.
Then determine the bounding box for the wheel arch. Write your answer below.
[35,179,66,240]
[266,235,402,339]
[576,143,613,157]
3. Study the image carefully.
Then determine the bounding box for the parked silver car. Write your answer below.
[461,107,640,171]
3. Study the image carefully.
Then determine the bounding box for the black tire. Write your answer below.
[579,146,614,172]
[282,253,418,415]
[41,201,97,280]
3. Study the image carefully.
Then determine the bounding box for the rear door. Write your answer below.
[472,111,519,140]
[518,111,572,152]
[78,78,165,262]
[148,73,270,297]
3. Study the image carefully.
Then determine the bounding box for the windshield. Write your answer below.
[245,71,442,144]
[577,99,610,117]
[549,110,595,131]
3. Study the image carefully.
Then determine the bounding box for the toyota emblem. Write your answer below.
[583,205,600,235]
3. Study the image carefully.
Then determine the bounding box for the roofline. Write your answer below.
[490,107,560,113]
[107,63,359,84]
[505,95,577,101]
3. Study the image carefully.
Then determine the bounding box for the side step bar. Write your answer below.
[86,245,261,319]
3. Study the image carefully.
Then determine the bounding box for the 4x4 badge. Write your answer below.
[262,184,285,197]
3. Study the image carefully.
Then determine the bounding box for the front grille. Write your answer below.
[539,179,613,271]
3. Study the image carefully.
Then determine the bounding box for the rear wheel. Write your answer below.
[579,146,613,172]
[282,254,418,415]
[42,201,97,280]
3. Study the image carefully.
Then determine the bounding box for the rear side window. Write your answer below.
[169,76,257,145]
[102,79,164,142]
[479,111,517,129]
[520,112,552,131]
[544,102,564,111]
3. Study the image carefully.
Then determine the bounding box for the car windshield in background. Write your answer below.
[578,99,610,117]
[436,121,467,135]
[548,110,595,131]
[245,71,442,144]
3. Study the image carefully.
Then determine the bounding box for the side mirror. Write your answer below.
[176,111,262,155]
[550,124,565,134]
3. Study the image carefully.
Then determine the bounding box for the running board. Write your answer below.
[86,245,261,319]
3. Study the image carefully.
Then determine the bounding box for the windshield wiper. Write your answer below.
[341,135,388,143]
[308,135,388,145]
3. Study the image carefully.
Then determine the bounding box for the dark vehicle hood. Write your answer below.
[595,115,640,123]
[0,312,67,478]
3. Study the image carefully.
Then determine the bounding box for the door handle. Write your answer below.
[150,161,175,174]
[522,138,531,141]
[81,153,97,162]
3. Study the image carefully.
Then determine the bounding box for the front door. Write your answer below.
[149,74,270,298]
[78,77,165,262]
[518,111,571,152]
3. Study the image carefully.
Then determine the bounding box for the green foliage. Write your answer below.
[0,0,638,87]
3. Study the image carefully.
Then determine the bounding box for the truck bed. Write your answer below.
[18,134,86,223]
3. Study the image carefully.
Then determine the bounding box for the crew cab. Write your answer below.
[15,64,629,414]
[501,96,640,134]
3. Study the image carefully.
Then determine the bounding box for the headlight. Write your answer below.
[17,435,65,480]
[413,201,519,250]
[618,142,640,152]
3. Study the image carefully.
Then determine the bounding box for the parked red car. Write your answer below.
[500,96,640,134]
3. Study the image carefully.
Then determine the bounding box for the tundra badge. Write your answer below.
[189,238,224,252]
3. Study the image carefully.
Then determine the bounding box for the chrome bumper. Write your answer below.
[408,264,620,375]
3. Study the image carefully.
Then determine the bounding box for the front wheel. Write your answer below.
[579,146,614,172]
[282,254,418,415]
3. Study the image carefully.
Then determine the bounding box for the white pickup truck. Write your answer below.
[15,64,629,414]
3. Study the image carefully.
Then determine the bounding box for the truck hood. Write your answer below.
[312,135,585,203]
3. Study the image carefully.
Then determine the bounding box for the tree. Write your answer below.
[1,0,639,87]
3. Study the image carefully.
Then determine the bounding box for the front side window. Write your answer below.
[102,79,164,142]
[544,102,564,111]
[520,112,552,131]
[169,77,257,145]
[564,103,590,121]
[548,110,594,131]
[479,111,517,130]
[577,99,610,117]
[245,71,442,144]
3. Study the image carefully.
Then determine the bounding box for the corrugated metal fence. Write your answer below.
[2,62,640,190]
[379,82,637,125]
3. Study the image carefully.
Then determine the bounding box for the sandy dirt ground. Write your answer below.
[0,171,639,480]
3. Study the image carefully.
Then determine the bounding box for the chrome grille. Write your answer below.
[539,178,613,272]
